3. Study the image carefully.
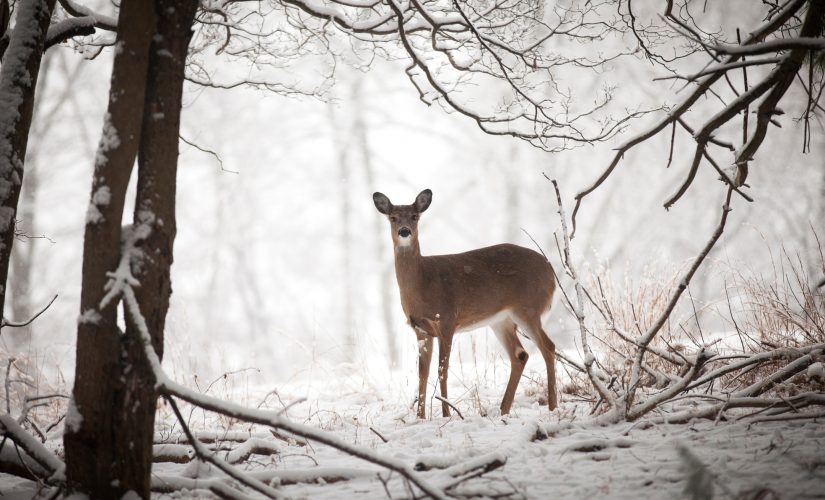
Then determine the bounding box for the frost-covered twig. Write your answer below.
[734,348,822,398]
[549,177,618,413]
[438,452,506,491]
[570,0,809,233]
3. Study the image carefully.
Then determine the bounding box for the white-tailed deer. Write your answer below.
[373,189,557,418]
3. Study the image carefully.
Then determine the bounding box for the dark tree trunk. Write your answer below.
[0,0,56,326]
[64,0,157,496]
[123,0,197,491]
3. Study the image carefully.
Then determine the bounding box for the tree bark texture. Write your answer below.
[124,0,197,493]
[0,0,56,326]
[64,0,156,496]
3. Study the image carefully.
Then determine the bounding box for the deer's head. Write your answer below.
[373,189,432,251]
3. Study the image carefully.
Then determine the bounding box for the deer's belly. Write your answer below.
[456,309,512,333]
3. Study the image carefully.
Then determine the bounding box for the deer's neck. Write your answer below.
[393,242,424,299]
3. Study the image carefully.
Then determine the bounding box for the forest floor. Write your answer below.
[1,364,824,499]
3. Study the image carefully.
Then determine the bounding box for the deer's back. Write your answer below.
[418,244,555,329]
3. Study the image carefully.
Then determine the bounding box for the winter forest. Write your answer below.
[0,0,824,498]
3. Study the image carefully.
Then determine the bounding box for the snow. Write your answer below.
[94,113,120,167]
[807,362,825,381]
[85,185,112,224]
[59,0,118,30]
[45,16,96,46]
[1,356,823,499]
[65,397,83,433]
[77,308,102,325]
[125,371,825,499]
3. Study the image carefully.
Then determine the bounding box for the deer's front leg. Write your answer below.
[437,333,453,417]
[416,331,433,419]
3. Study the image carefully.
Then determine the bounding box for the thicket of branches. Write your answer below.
[0,0,823,498]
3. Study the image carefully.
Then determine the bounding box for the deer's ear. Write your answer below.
[414,189,432,213]
[373,192,392,215]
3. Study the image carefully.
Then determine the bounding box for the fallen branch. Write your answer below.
[152,443,195,464]
[224,437,282,464]
[0,414,64,481]
[151,467,375,493]
[164,396,284,498]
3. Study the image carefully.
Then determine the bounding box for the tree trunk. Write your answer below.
[0,0,56,326]
[124,0,197,490]
[64,0,157,496]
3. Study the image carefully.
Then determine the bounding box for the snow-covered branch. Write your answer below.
[0,414,64,481]
[57,0,116,31]
[570,0,814,232]
[44,16,95,49]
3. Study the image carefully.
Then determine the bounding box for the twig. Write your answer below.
[1,294,58,329]
[164,396,283,498]
[179,134,237,174]
[369,426,389,443]
[625,187,734,411]
[433,395,464,420]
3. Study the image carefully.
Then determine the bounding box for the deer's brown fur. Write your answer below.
[373,189,558,418]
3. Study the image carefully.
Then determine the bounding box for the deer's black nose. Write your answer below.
[398,227,411,238]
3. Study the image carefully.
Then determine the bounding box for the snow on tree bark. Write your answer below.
[0,0,56,324]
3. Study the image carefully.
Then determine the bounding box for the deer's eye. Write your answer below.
[411,215,419,221]
[390,216,398,223]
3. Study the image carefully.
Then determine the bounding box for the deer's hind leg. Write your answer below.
[491,319,529,415]
[515,315,558,411]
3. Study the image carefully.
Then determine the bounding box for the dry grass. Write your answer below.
[555,238,824,410]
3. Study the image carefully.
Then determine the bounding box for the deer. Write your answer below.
[373,189,558,419]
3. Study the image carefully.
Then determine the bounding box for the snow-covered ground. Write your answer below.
[156,369,825,499]
[1,359,823,499]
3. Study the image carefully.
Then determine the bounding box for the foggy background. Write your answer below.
[4,5,823,393]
